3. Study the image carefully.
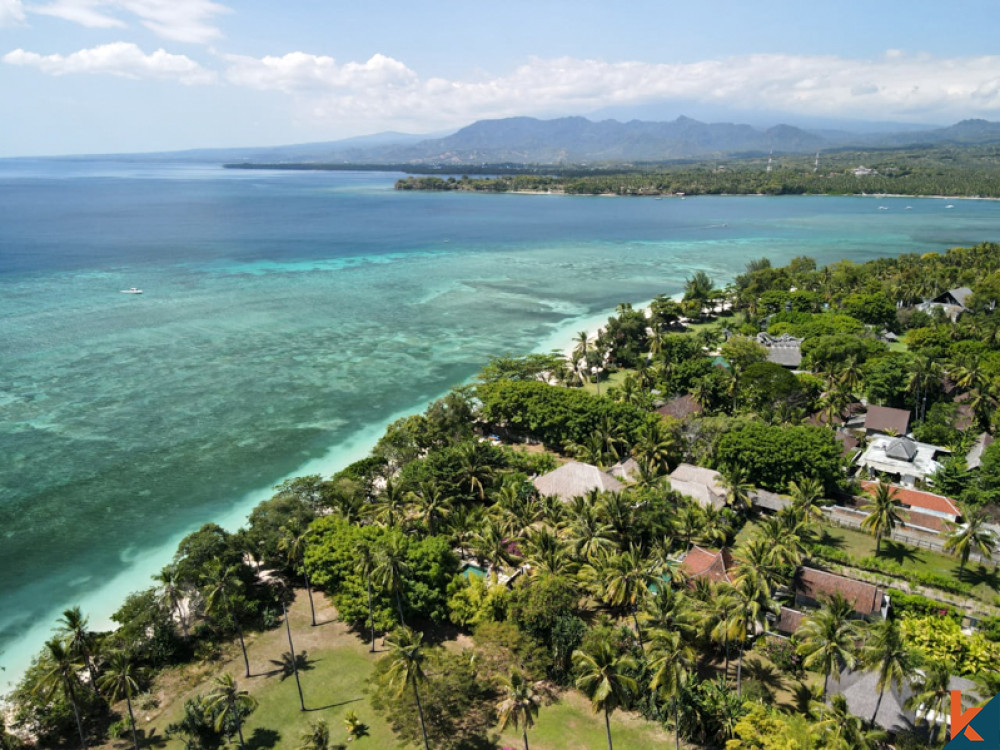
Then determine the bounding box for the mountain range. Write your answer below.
[92,116,1000,166]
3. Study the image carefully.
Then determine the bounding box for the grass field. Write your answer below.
[102,590,675,750]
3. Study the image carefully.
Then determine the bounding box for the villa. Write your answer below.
[859,480,961,534]
[532,461,624,502]
[917,287,973,321]
[679,545,736,585]
[864,405,911,437]
[855,435,946,485]
[755,332,804,368]
[668,463,728,510]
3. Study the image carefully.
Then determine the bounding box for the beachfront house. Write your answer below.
[532,461,623,502]
[917,287,973,322]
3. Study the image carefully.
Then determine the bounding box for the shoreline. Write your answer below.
[0,296,665,692]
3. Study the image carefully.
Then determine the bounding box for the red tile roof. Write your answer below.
[680,546,735,585]
[795,567,885,616]
[900,508,950,534]
[859,481,960,518]
[776,606,805,635]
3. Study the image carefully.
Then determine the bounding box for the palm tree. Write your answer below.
[496,671,542,750]
[97,650,145,750]
[153,564,188,638]
[906,662,952,745]
[279,520,317,626]
[470,516,518,571]
[860,482,904,555]
[385,627,431,750]
[372,479,409,528]
[597,546,659,642]
[36,638,88,750]
[787,477,825,521]
[409,480,451,535]
[944,510,997,574]
[795,594,860,701]
[355,541,378,652]
[203,674,258,750]
[56,607,99,691]
[297,719,331,750]
[632,420,677,476]
[573,331,591,373]
[200,560,251,678]
[639,586,696,643]
[375,534,410,625]
[562,502,615,561]
[722,573,777,696]
[455,442,495,501]
[861,618,913,725]
[573,640,638,750]
[720,466,754,515]
[815,693,888,749]
[647,628,695,750]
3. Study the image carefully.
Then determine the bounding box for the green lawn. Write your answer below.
[498,691,673,750]
[581,368,632,396]
[114,590,674,750]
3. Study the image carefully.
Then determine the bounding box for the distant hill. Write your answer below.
[61,116,1000,166]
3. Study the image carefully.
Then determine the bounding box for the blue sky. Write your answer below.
[3,0,1000,156]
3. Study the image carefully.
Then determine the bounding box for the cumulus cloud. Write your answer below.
[0,0,27,25]
[222,50,1000,129]
[28,0,228,42]
[4,41,216,84]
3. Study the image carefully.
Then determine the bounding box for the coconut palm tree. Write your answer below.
[860,482,904,555]
[297,719,331,750]
[639,586,697,643]
[355,541,378,652]
[375,533,410,625]
[496,671,543,750]
[795,594,860,701]
[944,510,997,575]
[279,520,317,626]
[203,673,258,750]
[720,573,777,696]
[455,442,495,501]
[97,650,146,750]
[470,516,519,571]
[153,564,188,638]
[787,477,825,521]
[905,662,952,745]
[593,546,660,642]
[384,627,431,750]
[200,560,251,678]
[573,331,591,374]
[815,693,888,749]
[573,640,638,750]
[562,502,615,561]
[408,480,451,535]
[36,638,88,750]
[372,479,409,528]
[647,628,695,750]
[720,466,754,515]
[55,607,99,691]
[861,618,913,725]
[632,420,677,476]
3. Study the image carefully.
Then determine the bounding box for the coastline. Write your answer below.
[0,295,669,692]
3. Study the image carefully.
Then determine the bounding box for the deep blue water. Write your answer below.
[2,159,998,685]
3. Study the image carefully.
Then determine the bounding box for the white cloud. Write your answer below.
[0,0,27,25]
[222,50,1000,130]
[27,0,228,42]
[4,41,216,84]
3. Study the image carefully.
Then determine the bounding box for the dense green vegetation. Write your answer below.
[394,144,1000,197]
[9,243,1000,750]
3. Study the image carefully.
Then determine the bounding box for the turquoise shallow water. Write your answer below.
[1,161,998,685]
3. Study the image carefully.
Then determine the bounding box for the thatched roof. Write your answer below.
[668,463,727,510]
[532,461,623,502]
[864,405,911,435]
[656,394,703,421]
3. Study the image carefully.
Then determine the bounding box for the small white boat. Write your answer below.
[120,287,143,294]
[905,206,913,210]
[945,205,955,209]
[878,206,888,210]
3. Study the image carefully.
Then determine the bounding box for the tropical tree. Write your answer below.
[55,607,99,691]
[97,650,146,750]
[35,638,88,750]
[455,442,495,501]
[647,628,695,750]
[372,479,409,528]
[860,482,904,555]
[279,520,317,626]
[297,719,331,750]
[153,564,188,638]
[905,662,952,746]
[861,618,913,725]
[720,466,754,515]
[409,480,451,535]
[384,627,431,750]
[374,534,410,625]
[496,671,543,750]
[815,693,888,749]
[632,420,678,476]
[573,640,638,750]
[787,476,825,521]
[355,540,378,652]
[202,673,258,750]
[795,594,860,701]
[944,510,997,574]
[200,560,251,678]
[588,546,659,641]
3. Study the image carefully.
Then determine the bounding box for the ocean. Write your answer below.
[1,160,997,685]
